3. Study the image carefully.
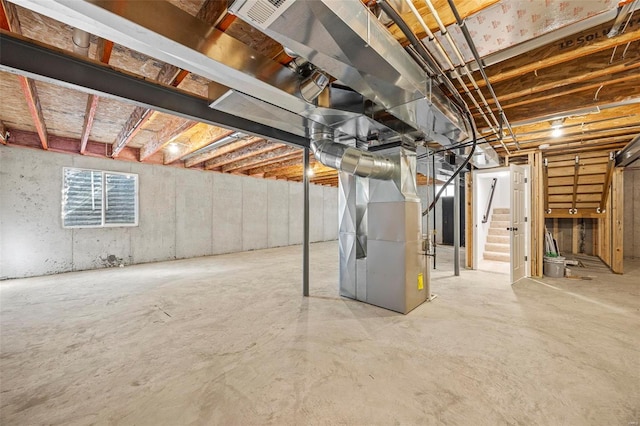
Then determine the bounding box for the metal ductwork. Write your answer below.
[229,0,469,147]
[310,132,397,180]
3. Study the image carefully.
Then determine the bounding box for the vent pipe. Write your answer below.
[72,28,90,56]
[310,132,396,180]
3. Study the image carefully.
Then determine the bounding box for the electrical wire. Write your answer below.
[422,110,476,216]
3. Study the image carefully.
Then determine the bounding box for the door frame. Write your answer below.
[471,166,531,277]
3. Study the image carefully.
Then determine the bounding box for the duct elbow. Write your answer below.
[310,136,396,180]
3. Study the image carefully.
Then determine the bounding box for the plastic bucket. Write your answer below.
[543,256,566,278]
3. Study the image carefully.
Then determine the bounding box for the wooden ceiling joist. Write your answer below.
[164,127,236,164]
[183,136,256,168]
[262,160,316,179]
[500,72,640,111]
[2,0,48,150]
[508,124,640,149]
[247,154,305,176]
[482,43,640,105]
[111,107,152,157]
[112,61,185,158]
[139,116,197,161]
[221,145,299,173]
[80,39,114,154]
[111,0,227,158]
[502,78,640,124]
[205,138,275,170]
[0,120,7,145]
[6,128,148,162]
[476,21,640,87]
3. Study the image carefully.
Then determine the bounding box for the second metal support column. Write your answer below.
[454,173,460,276]
[303,147,310,296]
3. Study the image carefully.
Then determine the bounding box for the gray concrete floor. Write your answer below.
[1,242,639,425]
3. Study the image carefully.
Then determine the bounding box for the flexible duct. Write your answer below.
[310,133,396,180]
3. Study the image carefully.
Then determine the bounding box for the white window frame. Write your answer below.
[62,167,139,228]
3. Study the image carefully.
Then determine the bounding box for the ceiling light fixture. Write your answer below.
[168,142,180,153]
[307,168,314,177]
[550,118,564,138]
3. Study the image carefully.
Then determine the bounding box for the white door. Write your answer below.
[510,164,526,283]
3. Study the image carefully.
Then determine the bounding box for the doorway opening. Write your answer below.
[473,166,531,281]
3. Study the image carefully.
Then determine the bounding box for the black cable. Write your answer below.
[422,110,476,216]
[416,135,494,159]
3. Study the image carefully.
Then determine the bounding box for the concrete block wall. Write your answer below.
[0,146,338,279]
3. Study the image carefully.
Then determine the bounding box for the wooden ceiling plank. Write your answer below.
[2,1,49,150]
[549,193,602,203]
[184,137,256,168]
[546,157,609,168]
[548,184,603,195]
[549,161,607,177]
[480,22,640,87]
[222,145,300,173]
[548,174,605,186]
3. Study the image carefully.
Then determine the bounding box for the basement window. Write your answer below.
[62,168,138,228]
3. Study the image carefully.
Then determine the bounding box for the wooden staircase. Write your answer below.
[484,208,510,263]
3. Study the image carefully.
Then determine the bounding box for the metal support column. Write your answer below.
[432,154,437,269]
[454,172,460,276]
[303,147,310,296]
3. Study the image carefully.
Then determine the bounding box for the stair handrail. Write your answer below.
[482,178,498,223]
